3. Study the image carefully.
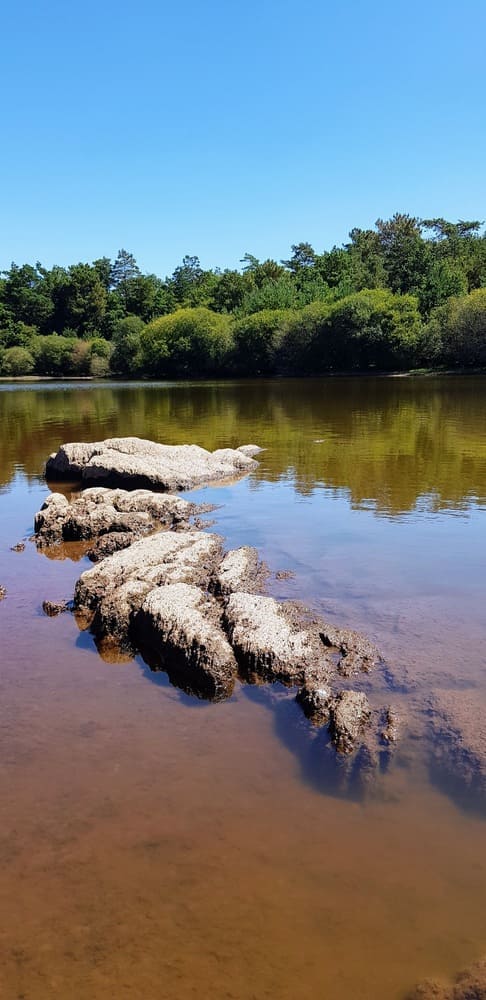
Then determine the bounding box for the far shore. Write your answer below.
[1,368,486,384]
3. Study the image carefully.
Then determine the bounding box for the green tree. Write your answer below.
[110,316,144,376]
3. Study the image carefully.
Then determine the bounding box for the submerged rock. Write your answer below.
[42,599,71,617]
[410,954,486,999]
[0,585,6,601]
[296,682,331,725]
[224,592,331,685]
[46,437,259,490]
[328,691,371,754]
[381,706,400,744]
[10,541,25,552]
[137,583,237,700]
[320,622,378,676]
[428,689,486,806]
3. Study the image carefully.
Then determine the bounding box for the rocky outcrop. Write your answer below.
[428,689,486,806]
[46,437,260,490]
[33,439,394,772]
[34,487,198,551]
[137,583,237,700]
[74,530,224,647]
[410,954,486,999]
[224,592,332,686]
[328,691,372,754]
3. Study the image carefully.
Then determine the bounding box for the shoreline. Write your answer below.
[1,367,486,384]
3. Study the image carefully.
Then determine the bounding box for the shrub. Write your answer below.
[0,346,35,376]
[141,308,232,377]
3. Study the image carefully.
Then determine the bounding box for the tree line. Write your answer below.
[1,213,486,377]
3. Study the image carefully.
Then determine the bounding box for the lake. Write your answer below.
[1,375,486,999]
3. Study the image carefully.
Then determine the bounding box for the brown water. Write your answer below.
[1,376,486,999]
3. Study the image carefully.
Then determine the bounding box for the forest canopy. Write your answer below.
[1,214,485,377]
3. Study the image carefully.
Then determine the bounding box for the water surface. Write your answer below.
[1,376,486,999]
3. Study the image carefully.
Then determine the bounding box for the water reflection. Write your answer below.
[1,376,486,515]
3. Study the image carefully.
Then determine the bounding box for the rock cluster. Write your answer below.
[35,490,386,753]
[46,437,262,491]
[410,954,486,999]
[34,487,201,560]
[35,438,395,761]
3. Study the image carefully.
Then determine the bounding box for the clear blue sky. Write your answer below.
[2,0,485,277]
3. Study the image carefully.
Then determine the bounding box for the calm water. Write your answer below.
[1,376,486,999]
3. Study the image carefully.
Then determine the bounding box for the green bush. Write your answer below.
[110,316,144,376]
[141,308,232,376]
[0,346,35,376]
[32,334,77,376]
[427,289,486,367]
[232,310,292,374]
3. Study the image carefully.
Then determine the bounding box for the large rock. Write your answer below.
[46,437,259,490]
[224,592,331,685]
[74,530,224,645]
[34,487,197,553]
[136,583,237,700]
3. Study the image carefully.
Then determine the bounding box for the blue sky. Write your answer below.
[1,0,485,276]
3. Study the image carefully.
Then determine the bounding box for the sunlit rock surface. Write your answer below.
[46,437,260,490]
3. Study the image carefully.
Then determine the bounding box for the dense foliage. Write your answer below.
[1,215,486,377]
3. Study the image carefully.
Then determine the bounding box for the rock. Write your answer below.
[42,599,71,617]
[408,982,449,999]
[224,592,331,685]
[136,583,237,700]
[428,690,486,806]
[296,682,331,725]
[275,569,295,581]
[237,444,263,457]
[214,546,267,596]
[410,955,486,999]
[74,530,224,647]
[46,437,259,490]
[10,541,25,552]
[320,622,378,675]
[0,586,6,601]
[34,487,196,549]
[86,531,145,562]
[381,706,400,744]
[328,691,371,754]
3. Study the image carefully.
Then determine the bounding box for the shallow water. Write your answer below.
[1,376,486,999]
